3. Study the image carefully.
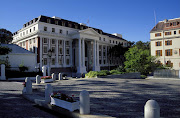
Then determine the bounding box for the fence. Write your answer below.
[154,69,179,78]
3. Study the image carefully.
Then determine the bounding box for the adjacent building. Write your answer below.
[150,17,180,70]
[12,15,129,74]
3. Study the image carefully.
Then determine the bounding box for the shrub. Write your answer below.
[110,70,124,75]
[116,66,125,72]
[85,71,98,78]
[97,70,110,76]
[140,75,147,79]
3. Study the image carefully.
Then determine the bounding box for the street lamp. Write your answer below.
[48,49,53,76]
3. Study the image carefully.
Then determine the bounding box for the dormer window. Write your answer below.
[55,20,58,25]
[62,22,65,26]
[47,19,51,23]
[166,23,170,27]
[173,22,177,26]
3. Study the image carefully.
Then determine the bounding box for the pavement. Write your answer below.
[2,77,180,118]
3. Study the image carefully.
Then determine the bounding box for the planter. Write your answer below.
[41,79,53,83]
[50,97,79,111]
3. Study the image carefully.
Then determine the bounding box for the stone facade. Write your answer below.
[12,15,129,74]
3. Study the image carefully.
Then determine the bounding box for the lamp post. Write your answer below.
[5,56,9,67]
[48,49,53,76]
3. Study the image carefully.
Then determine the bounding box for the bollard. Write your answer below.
[59,73,63,80]
[52,73,56,82]
[80,90,90,114]
[25,77,32,94]
[36,75,41,84]
[144,100,160,118]
[42,66,46,77]
[45,84,53,103]
[0,64,6,80]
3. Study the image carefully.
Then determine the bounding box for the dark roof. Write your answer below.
[0,44,34,54]
[14,15,126,41]
[150,18,180,32]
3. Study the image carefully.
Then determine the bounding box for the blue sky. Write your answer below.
[0,0,179,42]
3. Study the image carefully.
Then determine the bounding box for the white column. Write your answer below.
[78,39,82,67]
[55,39,58,66]
[82,39,85,67]
[101,45,103,65]
[63,40,66,67]
[70,40,73,66]
[97,42,99,67]
[40,37,43,69]
[93,40,96,69]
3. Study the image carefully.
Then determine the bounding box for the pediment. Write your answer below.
[79,28,100,37]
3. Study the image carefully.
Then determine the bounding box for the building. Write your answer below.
[12,15,129,74]
[0,44,36,72]
[150,18,180,70]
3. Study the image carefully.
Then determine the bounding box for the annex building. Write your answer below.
[150,17,180,70]
[12,15,129,74]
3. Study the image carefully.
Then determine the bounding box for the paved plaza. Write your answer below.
[32,77,180,118]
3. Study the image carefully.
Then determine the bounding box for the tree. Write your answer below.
[124,41,158,75]
[0,46,12,55]
[0,28,13,44]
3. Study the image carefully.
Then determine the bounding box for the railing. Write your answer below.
[154,69,179,78]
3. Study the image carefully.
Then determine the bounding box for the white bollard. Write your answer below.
[45,84,53,103]
[36,75,41,84]
[42,66,46,77]
[144,100,160,118]
[80,90,90,114]
[59,73,63,80]
[25,77,32,94]
[52,73,56,82]
[0,64,6,80]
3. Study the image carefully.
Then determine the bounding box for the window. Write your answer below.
[44,27,47,31]
[173,22,177,26]
[155,33,161,37]
[156,50,162,56]
[30,29,31,32]
[43,46,48,54]
[66,31,68,35]
[59,40,62,45]
[66,41,69,46]
[99,50,101,56]
[59,29,62,34]
[165,49,172,56]
[166,23,170,27]
[174,31,176,35]
[23,32,25,36]
[66,59,69,65]
[104,60,106,64]
[47,19,51,23]
[52,58,55,65]
[116,41,117,44]
[103,38,105,41]
[165,31,171,35]
[59,58,62,65]
[51,39,55,44]
[66,48,69,55]
[99,37,101,40]
[52,28,55,32]
[43,38,47,44]
[99,60,101,64]
[55,20,58,25]
[43,58,47,65]
[156,41,162,46]
[113,40,114,43]
[59,48,63,55]
[29,39,32,44]
[110,40,111,43]
[51,47,55,54]
[165,40,172,45]
[26,30,28,34]
[34,27,35,31]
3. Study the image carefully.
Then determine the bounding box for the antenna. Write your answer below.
[154,10,157,29]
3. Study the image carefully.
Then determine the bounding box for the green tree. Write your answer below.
[0,46,12,55]
[0,28,13,44]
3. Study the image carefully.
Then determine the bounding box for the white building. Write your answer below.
[12,15,129,74]
[150,18,180,70]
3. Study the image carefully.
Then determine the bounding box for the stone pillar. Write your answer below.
[52,73,56,82]
[79,39,82,67]
[97,42,99,67]
[25,77,32,94]
[105,46,107,65]
[55,39,58,67]
[36,75,41,84]
[80,90,90,114]
[42,66,46,76]
[0,64,6,80]
[144,100,160,118]
[93,40,96,71]
[70,40,73,66]
[59,73,63,80]
[101,45,103,65]
[45,84,53,103]
[63,40,66,67]
[82,39,85,67]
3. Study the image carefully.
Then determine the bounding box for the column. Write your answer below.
[101,45,103,65]
[93,40,96,69]
[82,39,85,67]
[105,46,107,66]
[70,40,73,66]
[48,38,51,67]
[97,42,99,67]
[78,39,82,67]
[63,40,66,67]
[55,39,58,66]
[40,37,43,69]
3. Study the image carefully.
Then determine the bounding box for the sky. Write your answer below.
[0,0,180,42]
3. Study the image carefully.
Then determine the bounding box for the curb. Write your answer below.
[22,93,115,118]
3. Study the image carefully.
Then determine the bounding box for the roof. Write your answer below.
[13,15,127,41]
[150,18,180,32]
[0,44,34,54]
